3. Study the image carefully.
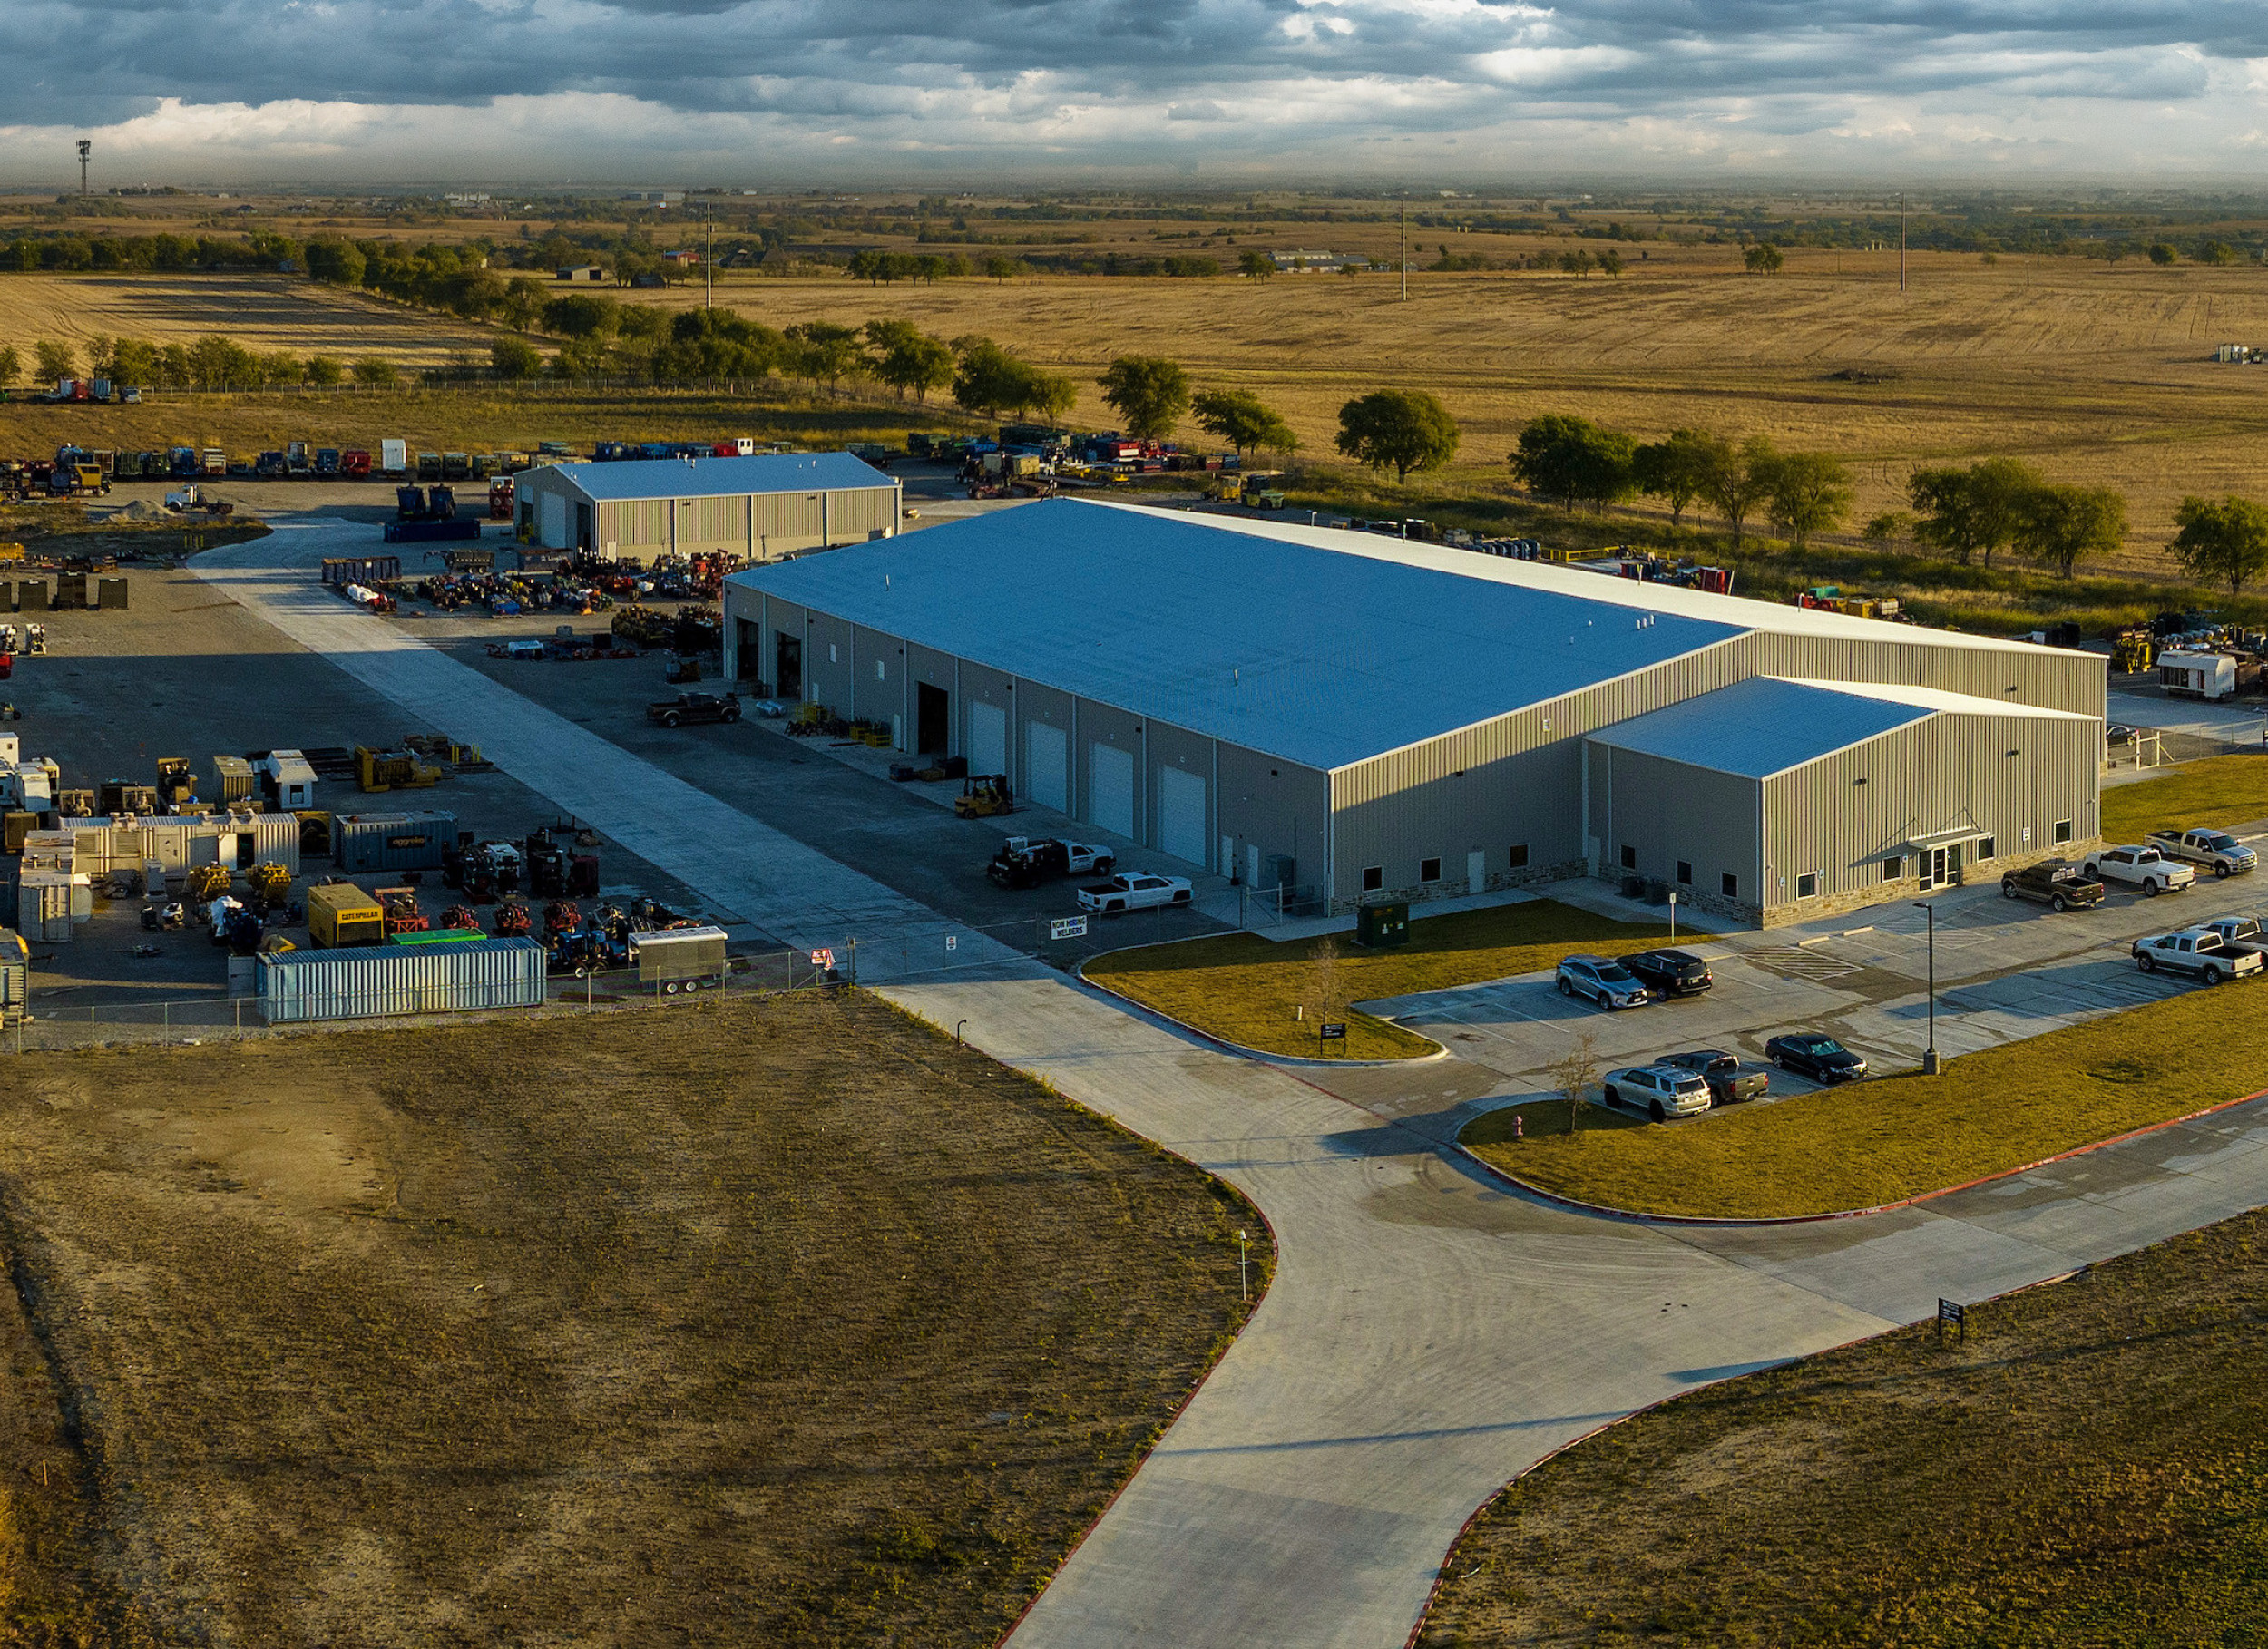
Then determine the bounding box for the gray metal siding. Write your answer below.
[1218,744,1328,892]
[259,939,547,1023]
[851,622,903,727]
[1762,711,2101,911]
[1076,701,1143,839]
[960,662,1014,766]
[755,490,825,556]
[828,485,899,542]
[1585,745,1760,900]
[804,611,856,715]
[1015,682,1078,812]
[1146,721,1212,865]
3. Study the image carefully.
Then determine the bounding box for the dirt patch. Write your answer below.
[1418,1210,2268,1647]
[0,990,1264,1645]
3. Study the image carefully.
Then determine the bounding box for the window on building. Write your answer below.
[1619,844,1637,870]
[1977,835,1996,860]
[1508,844,1529,869]
[1676,861,1693,885]
[1883,855,1901,881]
[828,642,838,663]
[1796,872,1820,899]
[875,659,885,681]
[1362,865,1384,893]
[1722,873,1738,898]
[2054,819,2074,844]
[1420,857,1442,883]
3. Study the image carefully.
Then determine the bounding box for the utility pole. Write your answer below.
[1900,190,1907,294]
[1400,202,1408,302]
[705,200,713,310]
[76,141,89,197]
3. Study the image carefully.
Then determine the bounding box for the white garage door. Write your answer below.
[540,490,567,549]
[1026,721,1069,813]
[967,700,1008,779]
[1090,742,1136,840]
[1158,766,1207,868]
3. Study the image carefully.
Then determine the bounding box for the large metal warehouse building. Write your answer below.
[724,499,2106,925]
[513,453,899,560]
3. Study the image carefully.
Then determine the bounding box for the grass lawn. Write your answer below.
[2101,752,2268,843]
[1463,978,2268,1218]
[1417,1208,2268,1649]
[1084,898,1677,1060]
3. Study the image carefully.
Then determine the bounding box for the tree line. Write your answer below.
[2,333,401,392]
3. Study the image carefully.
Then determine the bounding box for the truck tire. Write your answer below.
[1096,857,1115,874]
[2051,894,2069,912]
[1603,1084,1621,1107]
[1558,976,1574,997]
[1650,1099,1667,1124]
[2001,878,2017,898]
[2137,952,2156,973]
[2082,863,2100,880]
[1171,890,1190,904]
[723,707,740,723]
[2144,878,2161,897]
[2216,863,2230,878]
[662,712,682,727]
[2204,964,2224,985]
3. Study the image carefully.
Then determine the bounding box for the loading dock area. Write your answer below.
[724,498,2107,926]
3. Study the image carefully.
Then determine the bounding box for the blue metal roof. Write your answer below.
[552,451,894,502]
[729,498,1745,770]
[1584,677,1933,778]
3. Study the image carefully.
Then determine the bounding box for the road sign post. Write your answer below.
[1320,1022,1346,1056]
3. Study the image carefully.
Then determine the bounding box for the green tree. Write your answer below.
[2170,495,2268,596]
[981,255,1022,282]
[1702,434,1775,546]
[875,329,954,402]
[1909,457,2040,567]
[351,356,399,389]
[2201,241,2239,266]
[499,277,546,331]
[491,337,543,380]
[1633,428,1719,527]
[2148,242,2178,266]
[1759,451,1853,549]
[1193,387,1298,459]
[1743,243,1784,274]
[303,237,366,286]
[1097,355,1191,440]
[257,350,303,388]
[1862,510,1914,550]
[785,321,865,386]
[1237,249,1276,278]
[541,292,620,338]
[33,339,74,384]
[1335,389,1460,483]
[1598,248,1625,278]
[303,354,346,387]
[188,335,255,390]
[1510,415,1637,512]
[2015,483,2125,579]
[0,346,17,388]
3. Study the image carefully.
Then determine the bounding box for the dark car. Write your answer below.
[1663,1048,1770,1104]
[1765,1033,1868,1084]
[2000,859,2106,912]
[1623,948,1714,997]
[645,692,742,728]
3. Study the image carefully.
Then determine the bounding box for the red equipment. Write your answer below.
[494,903,533,938]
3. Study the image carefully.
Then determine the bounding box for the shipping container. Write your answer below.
[381,439,407,475]
[19,831,73,873]
[335,811,455,873]
[15,870,87,942]
[257,751,318,811]
[211,755,256,804]
[0,926,26,1021]
[319,556,401,587]
[259,937,547,1023]
[307,883,385,949]
[628,924,728,988]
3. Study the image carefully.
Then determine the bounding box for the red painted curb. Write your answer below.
[1459,1084,2268,1227]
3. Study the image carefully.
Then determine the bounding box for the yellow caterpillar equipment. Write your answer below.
[154,756,195,806]
[183,863,232,902]
[245,862,292,905]
[953,774,1012,820]
[355,745,445,792]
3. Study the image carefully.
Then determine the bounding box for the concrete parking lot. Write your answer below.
[1370,856,2268,1106]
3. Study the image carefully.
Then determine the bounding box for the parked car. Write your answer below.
[1622,948,1714,997]
[1601,1063,1714,1122]
[2146,828,2259,880]
[987,836,1115,890]
[1555,954,1652,1010]
[1076,873,1193,914]
[2081,844,2195,897]
[2131,928,2263,984]
[1999,860,2106,912]
[2198,914,2268,962]
[1764,1032,1868,1083]
[645,692,741,727]
[1662,1049,1771,1105]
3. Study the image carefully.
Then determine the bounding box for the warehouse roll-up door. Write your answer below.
[1027,722,1068,813]
[540,491,566,548]
[1158,766,1206,867]
[968,701,1007,778]
[1090,743,1135,839]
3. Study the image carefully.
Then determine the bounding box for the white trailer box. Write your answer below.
[257,750,318,810]
[627,924,729,990]
[2158,649,2237,701]
[381,439,408,476]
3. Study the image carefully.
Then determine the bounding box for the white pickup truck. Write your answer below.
[2199,914,2268,961]
[2146,828,2259,880]
[2082,844,2195,897]
[1076,873,1194,914]
[2132,927,2263,983]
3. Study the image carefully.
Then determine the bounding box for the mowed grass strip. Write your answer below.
[1463,979,2268,1218]
[1084,899,1676,1060]
[1417,1208,2268,1649]
[2100,752,2268,842]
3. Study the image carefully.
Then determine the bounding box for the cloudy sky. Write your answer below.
[4,0,2268,186]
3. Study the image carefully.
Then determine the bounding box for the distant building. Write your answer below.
[663,249,700,264]
[555,266,607,283]
[1270,249,1352,273]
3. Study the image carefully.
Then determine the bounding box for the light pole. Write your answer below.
[1667,890,1677,943]
[76,141,89,197]
[1912,900,1938,1074]
[1899,190,1907,295]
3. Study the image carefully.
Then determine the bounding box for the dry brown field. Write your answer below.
[0,990,1260,1646]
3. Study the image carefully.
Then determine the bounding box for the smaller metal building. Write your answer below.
[513,453,899,561]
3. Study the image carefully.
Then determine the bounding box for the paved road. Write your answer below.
[197,523,2268,1649]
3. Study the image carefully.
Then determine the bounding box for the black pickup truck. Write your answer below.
[645,692,742,728]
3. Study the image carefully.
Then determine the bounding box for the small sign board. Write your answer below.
[1319,1022,1347,1041]
[1051,916,1089,941]
[1937,1297,1967,1338]
[810,948,835,971]
[944,934,958,951]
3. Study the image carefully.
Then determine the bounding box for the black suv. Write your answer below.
[1623,948,1714,997]
[2000,859,2105,912]
[645,692,742,728]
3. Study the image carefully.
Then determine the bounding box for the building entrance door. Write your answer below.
[916,683,949,755]
[775,631,803,698]
[1918,846,1950,891]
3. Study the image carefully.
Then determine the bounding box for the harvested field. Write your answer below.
[0,990,1264,1645]
[1417,1207,2268,1648]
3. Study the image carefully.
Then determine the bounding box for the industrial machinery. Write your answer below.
[376,886,429,936]
[953,774,1013,819]
[354,745,445,793]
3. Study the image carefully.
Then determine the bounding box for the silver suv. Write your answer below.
[1556,954,1653,1010]
[1602,1063,1714,1122]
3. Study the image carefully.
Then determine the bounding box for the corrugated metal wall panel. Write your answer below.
[259,939,547,1023]
[826,486,898,542]
[755,492,824,554]
[1589,744,1762,898]
[336,812,457,873]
